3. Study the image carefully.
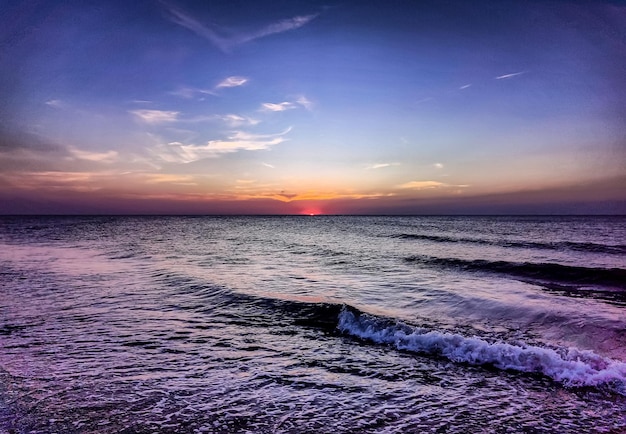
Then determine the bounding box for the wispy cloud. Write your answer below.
[142,174,197,185]
[169,86,216,99]
[162,2,229,51]
[459,84,472,90]
[238,14,318,45]
[397,181,447,190]
[216,76,248,88]
[495,71,526,80]
[170,76,248,100]
[131,109,179,124]
[296,96,313,110]
[45,99,65,108]
[433,163,444,169]
[154,127,292,163]
[68,147,118,163]
[397,180,469,190]
[261,97,312,112]
[365,163,400,170]
[225,187,392,203]
[217,114,260,127]
[162,2,318,53]
[187,128,291,153]
[262,162,275,169]
[3,171,118,192]
[261,102,296,112]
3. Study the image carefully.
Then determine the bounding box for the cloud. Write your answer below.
[142,174,196,185]
[261,102,296,112]
[495,71,526,79]
[366,163,400,170]
[0,127,72,173]
[1,171,116,192]
[397,180,470,191]
[223,187,391,203]
[161,2,318,53]
[261,97,312,112]
[271,190,391,202]
[397,181,447,190]
[188,129,290,153]
[216,76,248,88]
[217,114,260,127]
[154,127,292,163]
[434,163,444,169]
[170,76,247,100]
[262,162,275,169]
[459,84,472,90]
[238,14,318,45]
[162,2,230,51]
[150,141,198,164]
[169,86,216,99]
[68,147,118,163]
[131,109,179,124]
[296,96,313,110]
[45,99,65,108]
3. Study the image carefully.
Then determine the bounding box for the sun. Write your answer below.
[300,207,323,216]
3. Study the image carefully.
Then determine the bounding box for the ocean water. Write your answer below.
[0,215,625,433]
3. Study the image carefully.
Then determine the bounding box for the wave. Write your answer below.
[393,233,626,255]
[405,255,626,300]
[337,308,626,393]
[154,273,626,393]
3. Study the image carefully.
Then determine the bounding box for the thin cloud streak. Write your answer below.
[216,76,248,89]
[397,181,446,190]
[261,102,296,112]
[296,96,313,110]
[261,97,312,112]
[217,114,260,127]
[495,71,526,79]
[131,109,179,124]
[162,2,318,53]
[68,147,119,163]
[162,2,231,52]
[366,163,400,170]
[236,14,318,45]
[154,127,292,163]
[143,174,196,185]
[45,99,65,108]
[170,76,247,99]
[169,86,216,99]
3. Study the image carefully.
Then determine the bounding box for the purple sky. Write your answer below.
[1,0,625,214]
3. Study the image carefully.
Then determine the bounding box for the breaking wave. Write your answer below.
[337,308,626,393]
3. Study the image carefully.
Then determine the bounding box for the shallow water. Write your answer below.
[1,216,625,433]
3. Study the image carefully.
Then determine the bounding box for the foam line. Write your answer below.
[338,308,626,392]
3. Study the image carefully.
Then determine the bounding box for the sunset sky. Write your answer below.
[1,0,624,214]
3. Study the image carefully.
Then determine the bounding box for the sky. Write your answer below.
[1,0,625,215]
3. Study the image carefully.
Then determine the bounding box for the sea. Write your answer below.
[0,215,625,433]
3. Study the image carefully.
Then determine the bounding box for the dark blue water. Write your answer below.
[1,216,625,433]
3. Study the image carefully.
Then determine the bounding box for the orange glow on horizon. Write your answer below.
[299,206,323,216]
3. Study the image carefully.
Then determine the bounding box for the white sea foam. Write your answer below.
[338,309,626,391]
